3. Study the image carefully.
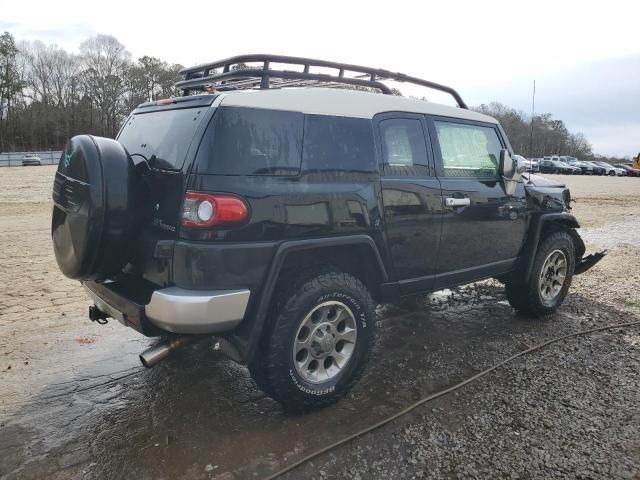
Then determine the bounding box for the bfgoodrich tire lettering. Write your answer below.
[248,270,375,411]
[505,230,575,317]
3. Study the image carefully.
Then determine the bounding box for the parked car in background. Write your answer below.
[539,159,575,174]
[543,156,579,173]
[566,159,593,175]
[513,154,539,172]
[614,164,640,177]
[595,162,626,176]
[583,161,606,175]
[22,154,41,166]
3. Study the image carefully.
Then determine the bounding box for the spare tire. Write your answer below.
[52,135,138,280]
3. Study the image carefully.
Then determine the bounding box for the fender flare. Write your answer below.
[225,235,389,364]
[520,212,580,282]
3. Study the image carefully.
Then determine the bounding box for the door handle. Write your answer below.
[445,197,471,207]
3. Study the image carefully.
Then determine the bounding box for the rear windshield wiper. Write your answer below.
[148,155,179,171]
[130,153,179,172]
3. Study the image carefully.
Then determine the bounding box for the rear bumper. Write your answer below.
[145,287,250,334]
[83,280,250,336]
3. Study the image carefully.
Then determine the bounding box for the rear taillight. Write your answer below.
[181,192,249,228]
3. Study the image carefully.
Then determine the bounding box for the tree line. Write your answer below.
[1,31,601,160]
[474,102,594,160]
[0,32,182,152]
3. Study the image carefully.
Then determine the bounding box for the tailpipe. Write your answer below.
[139,336,194,368]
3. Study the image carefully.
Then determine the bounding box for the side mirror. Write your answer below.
[499,149,516,178]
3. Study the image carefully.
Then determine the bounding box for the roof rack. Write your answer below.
[176,54,468,109]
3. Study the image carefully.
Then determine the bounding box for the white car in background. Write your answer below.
[513,154,539,172]
[595,161,626,176]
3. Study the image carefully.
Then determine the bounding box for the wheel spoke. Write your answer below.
[295,339,310,353]
[320,306,333,322]
[338,327,357,343]
[331,351,348,368]
[315,360,329,381]
[297,353,311,371]
[334,308,349,323]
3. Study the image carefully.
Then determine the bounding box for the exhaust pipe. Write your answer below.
[139,336,194,368]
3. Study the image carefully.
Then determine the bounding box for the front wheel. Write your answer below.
[505,230,575,317]
[249,270,375,411]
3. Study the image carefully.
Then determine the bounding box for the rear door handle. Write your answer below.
[445,197,471,207]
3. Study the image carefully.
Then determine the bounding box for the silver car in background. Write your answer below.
[22,154,41,166]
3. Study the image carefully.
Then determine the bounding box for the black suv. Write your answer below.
[51,55,605,411]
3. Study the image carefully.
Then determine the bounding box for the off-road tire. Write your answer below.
[505,230,575,317]
[249,270,375,411]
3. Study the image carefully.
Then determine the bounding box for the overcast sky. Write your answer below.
[1,0,638,157]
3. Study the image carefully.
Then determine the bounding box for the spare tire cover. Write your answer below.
[52,135,137,280]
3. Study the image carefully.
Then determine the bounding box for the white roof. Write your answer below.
[218,88,497,123]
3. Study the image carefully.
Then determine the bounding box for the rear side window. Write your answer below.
[302,115,375,172]
[195,106,303,175]
[379,118,430,176]
[434,121,502,177]
[118,107,205,170]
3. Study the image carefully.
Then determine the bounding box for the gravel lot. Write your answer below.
[0,166,639,479]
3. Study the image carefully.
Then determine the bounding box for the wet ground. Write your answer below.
[1,167,639,479]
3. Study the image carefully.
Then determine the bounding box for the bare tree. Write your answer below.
[80,34,131,137]
[0,32,23,151]
[475,102,593,159]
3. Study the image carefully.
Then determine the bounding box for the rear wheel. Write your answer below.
[249,270,375,411]
[505,230,575,317]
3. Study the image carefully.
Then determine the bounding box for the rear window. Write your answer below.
[194,106,303,175]
[302,115,375,172]
[117,107,206,170]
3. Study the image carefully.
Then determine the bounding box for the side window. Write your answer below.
[434,121,502,177]
[302,115,376,172]
[379,118,430,176]
[194,106,303,175]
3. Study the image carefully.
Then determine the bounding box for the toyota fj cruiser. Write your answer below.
[51,55,605,411]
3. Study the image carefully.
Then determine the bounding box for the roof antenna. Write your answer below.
[528,79,536,161]
[526,79,536,182]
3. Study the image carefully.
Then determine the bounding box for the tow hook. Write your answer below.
[88,305,109,325]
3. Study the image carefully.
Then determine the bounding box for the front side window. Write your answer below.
[195,106,303,175]
[434,121,502,177]
[379,118,430,176]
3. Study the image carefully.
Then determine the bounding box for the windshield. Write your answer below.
[117,107,207,170]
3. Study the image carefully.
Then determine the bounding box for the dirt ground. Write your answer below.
[0,166,639,479]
